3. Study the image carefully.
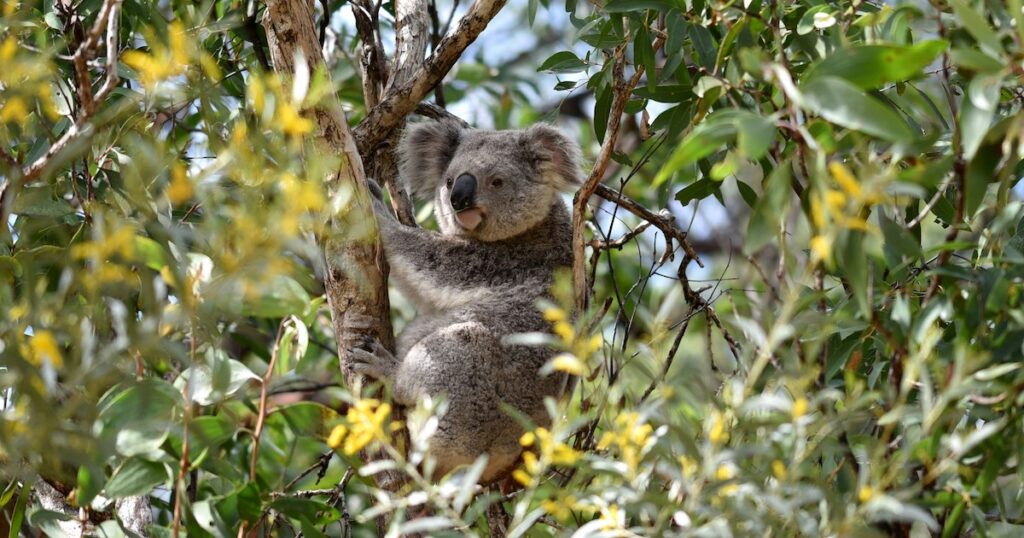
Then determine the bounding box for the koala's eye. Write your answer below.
[490,178,504,188]
[445,177,454,189]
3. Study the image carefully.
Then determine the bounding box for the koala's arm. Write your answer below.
[372,207,479,300]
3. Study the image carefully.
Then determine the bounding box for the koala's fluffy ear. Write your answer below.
[399,121,463,200]
[525,124,583,191]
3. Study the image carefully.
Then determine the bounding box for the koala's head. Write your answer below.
[399,122,583,241]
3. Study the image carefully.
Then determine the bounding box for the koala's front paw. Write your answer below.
[347,340,399,381]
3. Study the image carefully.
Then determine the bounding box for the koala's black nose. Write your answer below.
[450,173,477,212]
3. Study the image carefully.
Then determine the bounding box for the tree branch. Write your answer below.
[262,0,400,494]
[352,0,508,155]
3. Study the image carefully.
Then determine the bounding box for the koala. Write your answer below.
[349,121,583,484]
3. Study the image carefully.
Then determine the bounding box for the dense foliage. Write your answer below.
[2,0,1023,535]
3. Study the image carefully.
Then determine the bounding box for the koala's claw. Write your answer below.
[346,340,398,381]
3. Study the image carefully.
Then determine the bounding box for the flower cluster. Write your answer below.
[809,161,886,265]
[597,411,656,476]
[512,426,582,486]
[541,305,603,376]
[327,398,402,456]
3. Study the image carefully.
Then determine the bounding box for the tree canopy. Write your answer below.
[2,0,1024,535]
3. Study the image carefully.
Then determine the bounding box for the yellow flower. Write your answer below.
[542,307,566,322]
[708,410,728,445]
[0,96,27,123]
[0,36,16,62]
[599,504,623,530]
[858,485,875,503]
[166,164,193,205]
[327,424,347,449]
[598,412,655,474]
[248,76,266,115]
[715,463,736,481]
[276,101,313,137]
[824,189,846,212]
[791,398,808,419]
[29,330,63,368]
[328,398,395,456]
[772,460,787,480]
[511,469,531,486]
[552,320,575,343]
[810,235,832,265]
[519,431,535,447]
[541,494,577,520]
[679,455,698,478]
[550,353,585,376]
[280,173,324,212]
[122,22,189,89]
[829,162,862,199]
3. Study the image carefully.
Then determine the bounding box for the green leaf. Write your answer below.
[745,161,791,254]
[948,0,1004,58]
[800,76,916,142]
[104,458,167,499]
[635,25,656,91]
[949,47,1005,73]
[961,74,1000,160]
[8,482,30,538]
[604,0,677,12]
[10,187,74,217]
[880,214,922,266]
[633,84,692,103]
[654,120,735,185]
[537,51,587,74]
[594,84,612,142]
[797,5,833,35]
[99,379,181,457]
[836,231,870,318]
[803,40,948,90]
[734,112,776,160]
[76,465,103,507]
[175,348,259,406]
[675,179,719,204]
[133,236,167,271]
[236,275,313,318]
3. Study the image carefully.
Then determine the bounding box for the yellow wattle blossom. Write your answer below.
[858,485,875,503]
[707,409,729,445]
[598,412,655,474]
[248,76,266,115]
[772,460,787,480]
[829,162,862,199]
[513,426,581,484]
[715,463,739,496]
[810,235,832,265]
[791,398,809,420]
[599,504,624,531]
[550,353,585,376]
[0,36,16,62]
[276,101,313,138]
[327,424,347,449]
[0,96,27,123]
[678,455,698,478]
[72,226,137,261]
[122,22,189,89]
[166,164,193,205]
[541,493,578,520]
[542,307,566,323]
[552,320,575,343]
[28,330,63,368]
[327,398,397,456]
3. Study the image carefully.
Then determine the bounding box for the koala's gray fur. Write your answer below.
[349,121,582,484]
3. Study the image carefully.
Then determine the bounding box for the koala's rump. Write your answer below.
[397,315,564,483]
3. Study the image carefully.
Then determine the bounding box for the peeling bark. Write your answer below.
[352,0,508,155]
